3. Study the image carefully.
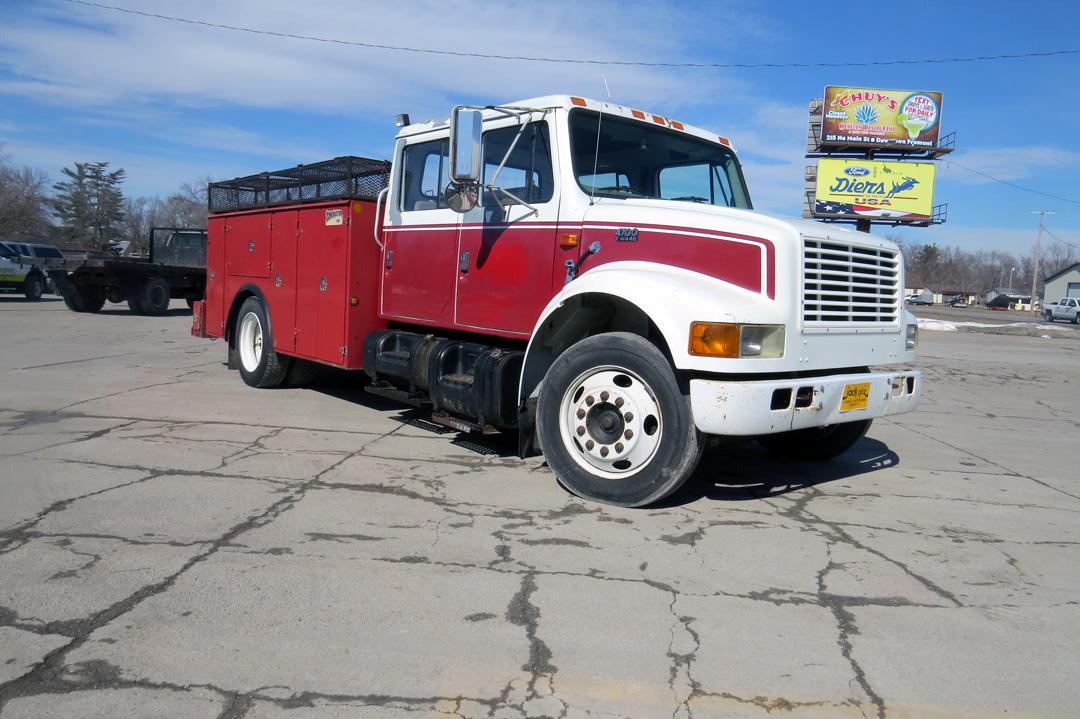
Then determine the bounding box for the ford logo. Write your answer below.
[844,166,871,177]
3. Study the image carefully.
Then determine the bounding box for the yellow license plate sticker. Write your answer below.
[840,382,871,412]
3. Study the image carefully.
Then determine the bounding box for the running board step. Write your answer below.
[429,411,498,435]
[364,382,429,408]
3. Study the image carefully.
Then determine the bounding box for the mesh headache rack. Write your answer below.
[208,156,391,214]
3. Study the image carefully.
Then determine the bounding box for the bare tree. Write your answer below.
[0,147,52,240]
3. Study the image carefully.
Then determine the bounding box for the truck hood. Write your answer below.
[577,198,900,301]
[583,197,892,250]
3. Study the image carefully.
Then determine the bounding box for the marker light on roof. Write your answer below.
[669,120,684,130]
[718,136,731,146]
[652,115,666,125]
[570,96,587,106]
[631,109,646,119]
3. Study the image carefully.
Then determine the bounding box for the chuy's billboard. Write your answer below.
[822,86,943,149]
[814,158,936,220]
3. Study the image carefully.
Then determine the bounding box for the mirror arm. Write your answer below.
[485,186,537,218]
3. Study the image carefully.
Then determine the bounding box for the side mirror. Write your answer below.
[449,107,482,183]
[443,182,479,214]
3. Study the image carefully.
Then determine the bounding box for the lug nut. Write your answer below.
[600,447,609,457]
[624,429,634,439]
[585,440,594,450]
[586,395,595,406]
[576,408,586,419]
[615,397,624,408]
[576,426,586,436]
[624,412,634,422]
[600,391,609,401]
[614,443,624,453]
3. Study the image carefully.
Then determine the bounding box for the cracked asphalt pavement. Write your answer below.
[1,296,1079,718]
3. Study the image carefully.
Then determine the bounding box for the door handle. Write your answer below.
[459,250,470,273]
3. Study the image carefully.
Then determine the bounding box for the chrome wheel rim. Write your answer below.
[558,366,663,480]
[238,311,263,372]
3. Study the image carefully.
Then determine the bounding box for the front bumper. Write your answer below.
[689,369,920,436]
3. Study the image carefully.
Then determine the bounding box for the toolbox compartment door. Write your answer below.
[295,205,350,365]
[225,213,271,278]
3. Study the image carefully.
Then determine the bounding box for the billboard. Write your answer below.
[813,158,936,221]
[822,86,943,149]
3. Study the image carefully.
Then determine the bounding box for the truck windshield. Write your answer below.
[569,110,752,209]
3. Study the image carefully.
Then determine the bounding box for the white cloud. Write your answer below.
[0,0,753,117]
[891,223,1080,254]
[942,145,1080,183]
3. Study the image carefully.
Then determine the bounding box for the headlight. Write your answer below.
[906,323,918,350]
[689,322,785,358]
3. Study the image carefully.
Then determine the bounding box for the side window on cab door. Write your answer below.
[400,139,449,212]
[481,123,554,206]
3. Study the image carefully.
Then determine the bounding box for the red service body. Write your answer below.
[203,200,384,369]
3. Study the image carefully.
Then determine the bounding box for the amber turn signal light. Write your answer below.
[689,322,740,358]
[560,233,579,248]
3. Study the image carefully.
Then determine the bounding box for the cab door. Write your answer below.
[379,137,460,328]
[454,120,560,337]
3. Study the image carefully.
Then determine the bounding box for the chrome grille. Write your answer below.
[803,239,900,325]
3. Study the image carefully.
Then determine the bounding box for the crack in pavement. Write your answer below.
[0,419,409,711]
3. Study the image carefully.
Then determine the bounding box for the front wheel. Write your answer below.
[139,277,171,315]
[757,419,872,460]
[536,332,703,508]
[235,296,290,388]
[1044,311,1054,322]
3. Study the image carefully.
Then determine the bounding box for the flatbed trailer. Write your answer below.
[45,227,207,314]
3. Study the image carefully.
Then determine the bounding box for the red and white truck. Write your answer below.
[194,96,920,507]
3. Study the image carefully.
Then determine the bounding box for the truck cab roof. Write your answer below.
[395,95,736,151]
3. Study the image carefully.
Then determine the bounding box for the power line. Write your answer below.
[62,0,1080,70]
[944,159,1080,207]
[1044,228,1080,250]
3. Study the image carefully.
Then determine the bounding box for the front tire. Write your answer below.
[235,296,290,388]
[757,419,872,460]
[536,332,703,508]
[1045,311,1054,322]
[61,285,106,313]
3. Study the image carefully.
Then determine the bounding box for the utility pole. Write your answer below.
[1030,210,1055,316]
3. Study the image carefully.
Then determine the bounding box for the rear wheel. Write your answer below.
[285,358,320,387]
[235,296,290,388]
[536,332,703,508]
[139,277,170,315]
[757,419,872,460]
[23,274,43,301]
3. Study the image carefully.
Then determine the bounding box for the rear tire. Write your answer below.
[535,332,703,508]
[285,358,320,387]
[139,277,170,315]
[23,274,43,301]
[757,419,872,460]
[235,296,290,388]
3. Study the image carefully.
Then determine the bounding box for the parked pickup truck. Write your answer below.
[0,240,64,299]
[1044,297,1080,323]
[194,95,921,507]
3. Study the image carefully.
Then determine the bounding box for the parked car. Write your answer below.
[946,297,968,307]
[0,240,64,299]
[1044,297,1080,324]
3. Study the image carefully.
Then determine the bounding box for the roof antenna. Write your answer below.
[589,75,613,206]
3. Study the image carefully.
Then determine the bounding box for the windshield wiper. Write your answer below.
[591,185,649,197]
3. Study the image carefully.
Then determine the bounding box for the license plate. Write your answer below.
[840,382,871,412]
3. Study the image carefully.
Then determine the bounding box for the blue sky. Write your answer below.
[1,0,1078,253]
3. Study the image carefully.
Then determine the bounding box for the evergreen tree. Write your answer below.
[52,161,126,249]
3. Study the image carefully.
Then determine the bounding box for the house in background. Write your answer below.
[1044,262,1080,303]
